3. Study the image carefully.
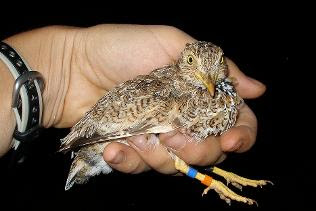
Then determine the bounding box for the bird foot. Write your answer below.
[211,167,274,188]
[202,179,258,206]
[174,157,260,206]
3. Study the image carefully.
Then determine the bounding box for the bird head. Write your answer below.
[177,41,228,97]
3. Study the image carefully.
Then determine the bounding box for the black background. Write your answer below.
[0,3,312,210]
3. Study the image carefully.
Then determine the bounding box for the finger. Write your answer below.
[220,103,257,153]
[215,153,227,164]
[103,142,150,174]
[226,58,266,99]
[128,135,178,174]
[159,131,225,166]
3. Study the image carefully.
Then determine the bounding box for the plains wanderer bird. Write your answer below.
[59,41,272,206]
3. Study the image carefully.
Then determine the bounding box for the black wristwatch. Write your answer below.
[0,41,44,161]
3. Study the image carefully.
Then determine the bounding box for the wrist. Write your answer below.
[3,26,78,128]
[0,60,16,156]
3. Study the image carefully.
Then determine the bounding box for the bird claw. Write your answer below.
[231,182,243,191]
[202,179,258,206]
[212,167,272,189]
[174,157,269,206]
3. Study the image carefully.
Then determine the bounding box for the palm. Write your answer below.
[60,25,192,127]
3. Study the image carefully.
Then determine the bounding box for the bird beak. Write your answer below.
[195,72,215,97]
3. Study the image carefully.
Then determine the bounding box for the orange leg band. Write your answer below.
[201,175,213,186]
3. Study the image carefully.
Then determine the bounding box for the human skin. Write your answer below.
[0,24,266,174]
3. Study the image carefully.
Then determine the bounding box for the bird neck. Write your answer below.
[216,78,237,97]
[216,78,244,108]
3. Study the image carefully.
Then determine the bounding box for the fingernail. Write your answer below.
[108,150,125,164]
[129,136,148,151]
[164,137,186,150]
[247,76,265,87]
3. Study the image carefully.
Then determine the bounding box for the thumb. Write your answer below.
[226,58,266,99]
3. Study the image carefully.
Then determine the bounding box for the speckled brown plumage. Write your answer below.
[60,41,241,150]
[59,41,271,205]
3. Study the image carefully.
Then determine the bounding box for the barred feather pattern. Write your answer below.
[59,41,243,190]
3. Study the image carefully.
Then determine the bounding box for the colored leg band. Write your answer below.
[201,175,213,186]
[187,167,198,178]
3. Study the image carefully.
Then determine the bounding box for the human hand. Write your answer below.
[2,25,265,173]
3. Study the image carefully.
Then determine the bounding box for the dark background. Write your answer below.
[0,4,312,210]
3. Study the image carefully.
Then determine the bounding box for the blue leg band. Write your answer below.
[187,167,198,178]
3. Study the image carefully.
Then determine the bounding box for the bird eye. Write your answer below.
[220,56,224,64]
[187,55,194,65]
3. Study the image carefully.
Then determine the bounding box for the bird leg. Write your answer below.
[209,166,273,190]
[174,157,258,206]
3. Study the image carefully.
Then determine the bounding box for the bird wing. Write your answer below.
[59,67,180,152]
